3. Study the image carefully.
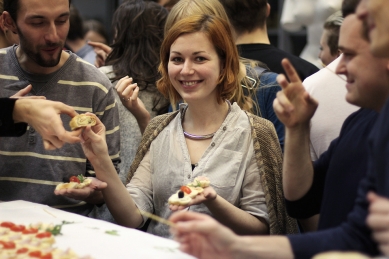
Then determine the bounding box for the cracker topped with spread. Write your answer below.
[168,176,210,205]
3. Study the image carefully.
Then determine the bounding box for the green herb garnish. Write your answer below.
[77,174,85,183]
[105,230,119,236]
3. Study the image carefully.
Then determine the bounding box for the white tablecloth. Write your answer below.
[0,200,196,259]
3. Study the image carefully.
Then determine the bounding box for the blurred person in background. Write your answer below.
[66,5,96,64]
[84,19,109,45]
[319,11,343,66]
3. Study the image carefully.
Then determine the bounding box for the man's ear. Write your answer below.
[266,3,271,18]
[2,11,17,35]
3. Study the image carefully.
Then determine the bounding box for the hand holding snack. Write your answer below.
[69,114,97,131]
[12,98,81,150]
[54,176,107,201]
[169,176,216,211]
[55,174,92,190]
[78,114,108,162]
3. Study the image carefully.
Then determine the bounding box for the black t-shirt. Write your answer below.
[237,43,319,81]
[0,98,27,137]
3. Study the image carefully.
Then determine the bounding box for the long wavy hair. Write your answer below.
[106,0,169,113]
[157,14,240,108]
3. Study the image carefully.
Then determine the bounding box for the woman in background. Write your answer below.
[99,0,169,181]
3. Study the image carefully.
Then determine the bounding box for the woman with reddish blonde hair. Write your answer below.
[157,14,240,108]
[79,14,296,238]
[164,0,286,150]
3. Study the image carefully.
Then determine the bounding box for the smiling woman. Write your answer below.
[77,13,297,238]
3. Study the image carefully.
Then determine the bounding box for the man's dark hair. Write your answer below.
[67,4,85,40]
[4,0,71,22]
[219,0,268,34]
[341,0,361,17]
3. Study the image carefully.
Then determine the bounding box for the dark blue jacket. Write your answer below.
[287,107,388,258]
[285,108,378,230]
[252,71,284,150]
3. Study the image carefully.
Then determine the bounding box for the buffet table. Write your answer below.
[0,200,195,259]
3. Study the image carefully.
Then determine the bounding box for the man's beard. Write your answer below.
[17,27,63,68]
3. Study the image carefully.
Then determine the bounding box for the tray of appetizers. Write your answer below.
[0,200,195,259]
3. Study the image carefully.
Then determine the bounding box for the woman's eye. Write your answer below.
[195,57,206,62]
[171,57,183,62]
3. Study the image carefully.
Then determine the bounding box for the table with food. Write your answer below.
[0,200,195,259]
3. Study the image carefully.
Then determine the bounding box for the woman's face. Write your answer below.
[168,31,223,104]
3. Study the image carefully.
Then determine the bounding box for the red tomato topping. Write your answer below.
[22,228,39,234]
[180,186,192,194]
[17,247,29,254]
[69,176,80,183]
[0,240,16,249]
[29,251,41,257]
[36,232,52,238]
[11,224,26,232]
[41,253,53,259]
[0,221,15,228]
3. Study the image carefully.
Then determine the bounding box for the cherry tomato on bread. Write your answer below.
[69,176,80,183]
[180,186,192,194]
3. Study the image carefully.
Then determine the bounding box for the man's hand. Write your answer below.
[12,98,82,150]
[169,211,238,259]
[367,192,389,256]
[54,177,107,204]
[10,84,45,99]
[88,41,112,68]
[273,59,318,129]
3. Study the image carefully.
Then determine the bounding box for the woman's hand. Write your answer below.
[54,177,107,203]
[80,113,108,163]
[116,76,150,133]
[169,186,217,211]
